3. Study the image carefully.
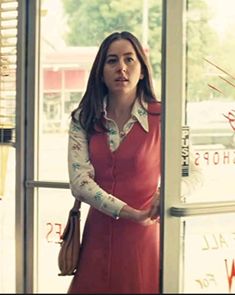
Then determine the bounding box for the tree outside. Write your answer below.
[61,0,235,102]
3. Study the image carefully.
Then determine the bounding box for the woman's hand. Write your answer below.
[119,204,148,222]
[119,202,159,226]
[148,189,161,221]
[134,208,158,226]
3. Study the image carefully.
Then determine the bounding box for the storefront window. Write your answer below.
[181,0,235,292]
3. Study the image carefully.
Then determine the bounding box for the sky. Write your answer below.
[207,0,235,36]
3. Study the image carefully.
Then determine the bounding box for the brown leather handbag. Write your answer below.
[58,199,81,276]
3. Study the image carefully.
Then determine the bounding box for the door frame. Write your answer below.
[161,0,186,292]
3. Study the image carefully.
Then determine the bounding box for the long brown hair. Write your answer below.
[71,31,159,135]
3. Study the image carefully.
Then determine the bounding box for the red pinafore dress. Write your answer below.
[68,102,161,294]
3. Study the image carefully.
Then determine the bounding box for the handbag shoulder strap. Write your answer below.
[60,198,81,241]
[71,198,81,212]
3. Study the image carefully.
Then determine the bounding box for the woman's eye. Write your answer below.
[106,58,116,64]
[127,57,134,62]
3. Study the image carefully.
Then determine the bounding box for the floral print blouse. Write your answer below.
[68,99,149,219]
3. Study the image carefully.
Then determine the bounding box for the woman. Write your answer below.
[67,31,161,294]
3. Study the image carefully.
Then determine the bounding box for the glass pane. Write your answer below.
[179,1,235,293]
[0,146,16,292]
[37,0,162,292]
[182,0,235,203]
[182,213,235,293]
[35,188,89,293]
[38,0,162,181]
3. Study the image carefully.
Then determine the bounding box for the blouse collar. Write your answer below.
[103,97,149,132]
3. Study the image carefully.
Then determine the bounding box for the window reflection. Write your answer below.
[184,0,235,203]
[183,213,235,293]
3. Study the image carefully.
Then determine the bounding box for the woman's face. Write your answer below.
[103,39,143,97]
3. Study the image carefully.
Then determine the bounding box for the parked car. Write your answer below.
[186,101,235,148]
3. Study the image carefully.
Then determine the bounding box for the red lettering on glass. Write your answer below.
[213,152,219,165]
[225,258,235,293]
[194,152,200,166]
[45,222,63,244]
[55,223,63,240]
[223,151,230,165]
[194,151,235,166]
[195,273,217,289]
[201,233,229,251]
[223,110,235,131]
[203,152,209,165]
[46,222,53,242]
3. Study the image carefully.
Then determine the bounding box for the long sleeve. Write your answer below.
[68,119,127,219]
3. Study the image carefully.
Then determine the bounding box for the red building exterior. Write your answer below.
[42,46,98,132]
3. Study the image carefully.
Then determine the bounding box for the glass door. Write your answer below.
[29,0,163,293]
[162,0,235,293]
